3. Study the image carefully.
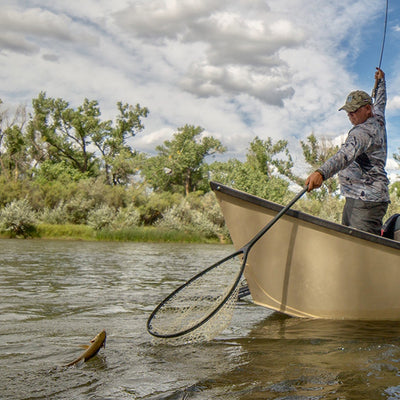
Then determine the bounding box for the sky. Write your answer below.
[1,0,400,181]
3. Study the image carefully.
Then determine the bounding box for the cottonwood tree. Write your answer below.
[91,102,149,185]
[26,92,148,184]
[209,136,295,202]
[27,93,99,176]
[240,136,294,201]
[142,124,226,195]
[0,100,29,180]
[301,133,340,199]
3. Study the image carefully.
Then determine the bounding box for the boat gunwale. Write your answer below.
[210,181,400,251]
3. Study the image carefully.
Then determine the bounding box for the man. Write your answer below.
[305,68,390,235]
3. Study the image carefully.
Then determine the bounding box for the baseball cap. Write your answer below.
[338,90,372,112]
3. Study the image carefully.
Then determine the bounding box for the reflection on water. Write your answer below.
[1,239,400,399]
[224,316,400,399]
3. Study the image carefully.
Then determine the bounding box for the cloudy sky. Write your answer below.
[1,0,400,179]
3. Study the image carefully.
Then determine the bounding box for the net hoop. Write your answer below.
[147,250,246,339]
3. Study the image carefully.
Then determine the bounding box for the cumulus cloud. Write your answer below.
[42,53,59,62]
[388,96,400,111]
[114,0,219,39]
[181,63,295,106]
[187,12,304,65]
[0,6,98,55]
[0,32,39,55]
[111,0,386,117]
[387,158,399,171]
[114,0,305,107]
[0,0,399,173]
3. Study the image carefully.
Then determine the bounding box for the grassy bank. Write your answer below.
[95,227,222,243]
[0,223,227,243]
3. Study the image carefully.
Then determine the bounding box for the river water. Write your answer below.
[1,239,400,399]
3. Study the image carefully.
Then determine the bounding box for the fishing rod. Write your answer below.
[378,0,389,70]
[372,0,389,98]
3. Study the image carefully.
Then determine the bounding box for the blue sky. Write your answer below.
[0,0,399,181]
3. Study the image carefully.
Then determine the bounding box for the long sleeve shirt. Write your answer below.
[318,79,390,202]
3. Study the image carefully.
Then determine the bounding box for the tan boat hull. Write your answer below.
[212,182,400,320]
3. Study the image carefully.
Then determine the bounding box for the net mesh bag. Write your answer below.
[148,256,243,344]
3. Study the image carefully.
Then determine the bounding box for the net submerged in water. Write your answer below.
[147,256,243,344]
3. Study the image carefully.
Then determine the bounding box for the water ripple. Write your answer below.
[1,239,400,399]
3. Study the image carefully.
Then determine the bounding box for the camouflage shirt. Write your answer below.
[318,78,390,202]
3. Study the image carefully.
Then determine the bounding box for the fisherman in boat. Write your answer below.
[306,68,390,235]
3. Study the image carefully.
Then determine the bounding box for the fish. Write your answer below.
[65,330,106,367]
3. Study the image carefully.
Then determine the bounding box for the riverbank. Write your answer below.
[0,223,229,244]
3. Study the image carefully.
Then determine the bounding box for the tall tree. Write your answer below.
[142,124,226,195]
[301,133,340,198]
[1,126,28,181]
[246,136,294,179]
[26,92,149,184]
[27,92,97,175]
[208,158,242,188]
[209,136,295,202]
[91,101,149,185]
[0,100,29,180]
[237,136,293,201]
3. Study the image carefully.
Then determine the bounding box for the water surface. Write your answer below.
[1,239,400,399]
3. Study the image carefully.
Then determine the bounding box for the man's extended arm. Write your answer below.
[373,68,386,121]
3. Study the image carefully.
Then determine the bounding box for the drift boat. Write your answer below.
[211,181,400,320]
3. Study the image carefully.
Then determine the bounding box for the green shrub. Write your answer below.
[29,180,78,209]
[197,192,227,228]
[87,205,116,230]
[113,204,141,229]
[138,191,184,225]
[156,193,227,239]
[39,201,68,224]
[0,177,31,207]
[387,192,400,219]
[298,195,344,224]
[35,160,89,184]
[63,196,96,224]
[0,199,37,237]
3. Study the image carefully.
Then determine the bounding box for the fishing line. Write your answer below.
[372,0,389,98]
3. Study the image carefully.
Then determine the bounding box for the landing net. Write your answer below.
[147,255,243,344]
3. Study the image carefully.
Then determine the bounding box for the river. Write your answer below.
[1,239,400,399]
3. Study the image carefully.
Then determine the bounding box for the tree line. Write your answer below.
[0,94,399,239]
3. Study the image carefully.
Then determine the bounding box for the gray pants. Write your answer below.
[342,197,388,235]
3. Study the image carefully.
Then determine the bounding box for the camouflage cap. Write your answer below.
[338,90,372,112]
